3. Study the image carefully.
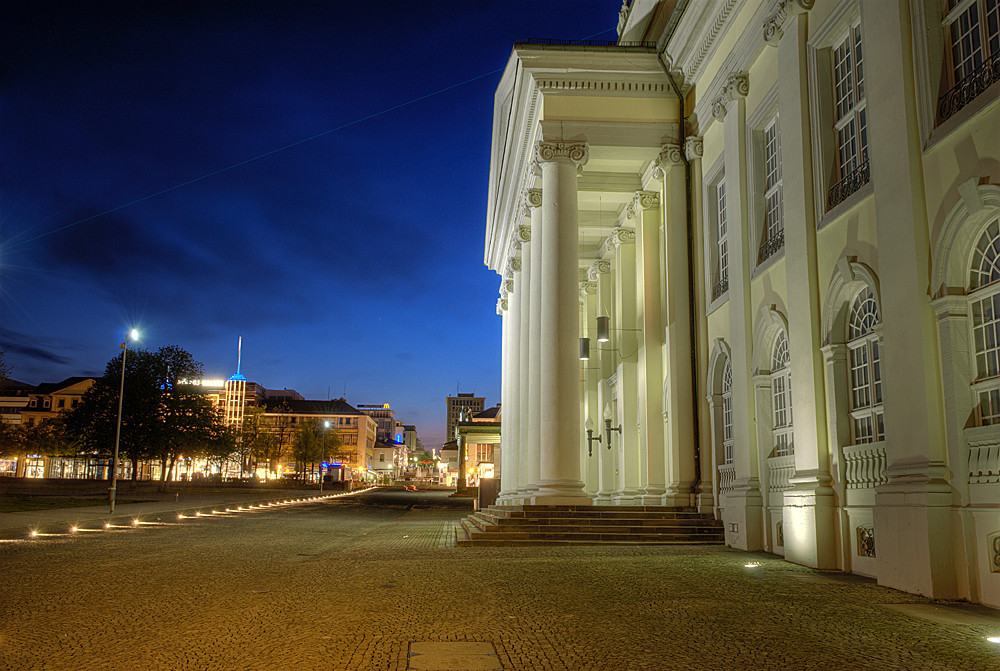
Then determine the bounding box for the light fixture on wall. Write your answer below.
[603,403,621,448]
[579,337,591,360]
[584,417,602,456]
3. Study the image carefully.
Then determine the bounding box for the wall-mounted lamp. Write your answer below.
[584,417,602,457]
[603,403,621,448]
[579,337,591,361]
[597,316,610,343]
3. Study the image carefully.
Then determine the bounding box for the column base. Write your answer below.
[612,489,642,506]
[529,480,592,506]
[874,472,957,599]
[782,476,838,569]
[594,491,616,505]
[722,481,764,551]
[638,486,666,506]
[695,482,715,515]
[662,482,694,508]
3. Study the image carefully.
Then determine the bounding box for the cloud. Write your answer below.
[1,331,70,365]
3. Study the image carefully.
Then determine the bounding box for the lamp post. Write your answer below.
[320,420,329,492]
[110,329,138,515]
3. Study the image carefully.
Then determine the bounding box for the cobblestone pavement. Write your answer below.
[1,496,999,671]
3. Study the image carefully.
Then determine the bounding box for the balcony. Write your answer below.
[712,276,729,302]
[827,158,870,210]
[757,229,784,265]
[938,50,1000,123]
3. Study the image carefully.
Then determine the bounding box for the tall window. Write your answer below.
[759,115,783,264]
[939,0,1000,120]
[970,218,1000,424]
[847,287,884,443]
[718,180,728,286]
[722,359,734,464]
[771,331,793,456]
[828,20,869,208]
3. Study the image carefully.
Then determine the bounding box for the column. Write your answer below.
[686,136,715,513]
[532,141,591,505]
[717,70,764,550]
[657,145,698,506]
[521,193,541,501]
[629,189,667,505]
[592,258,617,504]
[499,252,523,502]
[610,226,640,504]
[581,279,600,495]
[861,0,956,598]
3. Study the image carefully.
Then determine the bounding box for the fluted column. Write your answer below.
[532,141,591,505]
[610,226,640,504]
[628,189,667,505]
[521,192,542,501]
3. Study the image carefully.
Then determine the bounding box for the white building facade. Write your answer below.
[485,0,1000,607]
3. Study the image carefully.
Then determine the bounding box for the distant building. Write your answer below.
[0,379,33,425]
[357,403,398,442]
[5,377,95,478]
[457,404,501,487]
[372,439,406,481]
[260,398,377,481]
[446,393,484,442]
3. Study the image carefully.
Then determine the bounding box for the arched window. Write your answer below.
[969,218,1000,424]
[771,331,793,456]
[722,359,733,464]
[848,286,884,442]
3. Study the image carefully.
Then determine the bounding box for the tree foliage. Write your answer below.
[64,345,227,482]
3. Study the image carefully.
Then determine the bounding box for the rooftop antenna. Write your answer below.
[235,336,242,376]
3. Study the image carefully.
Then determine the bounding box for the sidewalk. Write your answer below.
[0,487,359,538]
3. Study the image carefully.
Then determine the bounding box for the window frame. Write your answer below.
[846,286,885,443]
[967,217,1000,425]
[703,155,729,312]
[747,84,784,275]
[770,331,794,457]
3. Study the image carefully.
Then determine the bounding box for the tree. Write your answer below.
[0,347,11,384]
[292,420,322,481]
[64,345,226,485]
[258,403,294,478]
[238,405,271,477]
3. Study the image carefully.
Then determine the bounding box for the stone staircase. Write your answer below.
[455,504,725,547]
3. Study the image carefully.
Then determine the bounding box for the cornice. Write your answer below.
[664,0,741,90]
[535,77,670,98]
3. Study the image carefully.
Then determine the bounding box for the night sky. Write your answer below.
[1,1,617,448]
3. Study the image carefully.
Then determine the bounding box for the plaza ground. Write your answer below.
[0,488,998,671]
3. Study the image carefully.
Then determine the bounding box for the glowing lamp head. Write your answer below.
[129,329,139,341]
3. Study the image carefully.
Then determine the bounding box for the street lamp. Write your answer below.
[320,420,330,492]
[110,329,138,515]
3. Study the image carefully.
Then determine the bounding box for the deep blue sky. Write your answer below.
[1,0,617,448]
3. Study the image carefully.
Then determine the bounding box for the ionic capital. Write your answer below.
[627,190,661,220]
[505,257,522,277]
[588,259,611,281]
[496,297,508,315]
[605,227,636,253]
[764,0,814,45]
[524,188,542,209]
[580,281,597,297]
[652,144,683,180]
[712,72,749,121]
[535,141,589,166]
[517,225,531,244]
[685,136,703,161]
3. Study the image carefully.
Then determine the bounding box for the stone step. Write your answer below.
[458,529,724,544]
[474,511,720,527]
[455,536,723,547]
[470,523,725,536]
[492,505,699,513]
[482,507,708,520]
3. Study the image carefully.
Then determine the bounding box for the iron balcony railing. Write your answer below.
[757,229,785,265]
[514,38,657,48]
[938,50,1000,122]
[827,158,871,209]
[712,276,729,302]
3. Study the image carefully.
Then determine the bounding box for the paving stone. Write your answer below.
[1,498,999,670]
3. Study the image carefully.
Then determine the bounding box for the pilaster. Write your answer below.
[592,258,618,505]
[861,0,956,599]
[610,226,641,504]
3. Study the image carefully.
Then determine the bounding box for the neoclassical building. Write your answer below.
[485,0,1000,608]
